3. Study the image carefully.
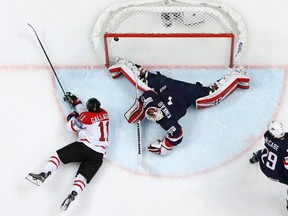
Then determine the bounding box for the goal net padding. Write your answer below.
[91,0,247,68]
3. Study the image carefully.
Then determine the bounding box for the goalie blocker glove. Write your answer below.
[64,92,82,107]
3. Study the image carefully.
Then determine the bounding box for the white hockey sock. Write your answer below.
[42,154,62,174]
[70,174,87,195]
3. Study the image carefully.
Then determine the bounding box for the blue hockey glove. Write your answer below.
[67,111,79,121]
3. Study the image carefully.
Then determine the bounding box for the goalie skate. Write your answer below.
[196,68,250,109]
[25,172,50,186]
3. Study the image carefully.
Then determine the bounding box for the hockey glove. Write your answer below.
[249,150,261,164]
[147,138,173,156]
[67,111,79,121]
[64,92,82,107]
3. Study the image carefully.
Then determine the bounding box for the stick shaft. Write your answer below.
[27,23,66,95]
[134,66,147,172]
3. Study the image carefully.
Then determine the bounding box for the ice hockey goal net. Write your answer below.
[91,0,247,68]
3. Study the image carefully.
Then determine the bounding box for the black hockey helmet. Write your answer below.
[86,98,101,112]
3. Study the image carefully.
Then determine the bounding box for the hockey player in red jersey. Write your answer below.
[250,120,288,210]
[26,92,109,211]
[108,57,250,156]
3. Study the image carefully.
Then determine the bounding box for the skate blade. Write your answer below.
[60,203,70,212]
[60,206,67,212]
[25,176,41,186]
[60,199,71,212]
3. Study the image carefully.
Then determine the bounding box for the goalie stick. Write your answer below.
[134,67,148,173]
[27,23,72,109]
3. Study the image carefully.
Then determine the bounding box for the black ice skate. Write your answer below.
[25,172,50,186]
[249,153,259,164]
[60,191,78,211]
[286,189,288,211]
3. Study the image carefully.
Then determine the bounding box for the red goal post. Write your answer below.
[91,0,247,68]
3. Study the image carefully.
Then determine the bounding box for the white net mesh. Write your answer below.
[91,0,247,67]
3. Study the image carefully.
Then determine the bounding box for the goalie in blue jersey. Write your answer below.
[109,57,250,156]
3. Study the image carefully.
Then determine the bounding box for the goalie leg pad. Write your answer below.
[108,66,123,79]
[108,57,137,79]
[108,60,133,79]
[237,79,250,89]
[231,67,250,89]
[196,69,250,109]
[108,62,152,92]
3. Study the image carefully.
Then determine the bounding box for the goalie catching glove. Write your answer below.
[147,138,173,156]
[64,92,82,107]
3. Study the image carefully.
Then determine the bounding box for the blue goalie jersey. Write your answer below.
[139,72,211,146]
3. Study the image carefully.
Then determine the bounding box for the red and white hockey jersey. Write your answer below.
[66,104,109,154]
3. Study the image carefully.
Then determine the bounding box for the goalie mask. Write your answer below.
[145,107,164,122]
[268,120,285,139]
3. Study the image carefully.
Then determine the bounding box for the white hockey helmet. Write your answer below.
[268,120,285,139]
[145,107,164,122]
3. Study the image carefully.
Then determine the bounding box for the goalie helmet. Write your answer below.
[86,98,101,112]
[145,107,164,122]
[268,120,285,139]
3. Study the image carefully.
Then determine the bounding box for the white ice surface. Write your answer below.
[1,0,288,215]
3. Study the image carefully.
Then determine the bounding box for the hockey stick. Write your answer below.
[27,23,66,96]
[27,23,73,109]
[134,67,148,173]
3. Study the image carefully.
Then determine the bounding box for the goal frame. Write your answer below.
[92,0,247,68]
[104,33,235,68]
